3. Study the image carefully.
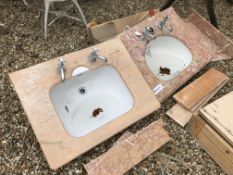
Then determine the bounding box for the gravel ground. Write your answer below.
[0,0,232,174]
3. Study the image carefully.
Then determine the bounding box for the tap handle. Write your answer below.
[58,56,64,62]
[163,16,168,22]
[144,26,155,37]
[58,57,66,69]
[91,47,99,53]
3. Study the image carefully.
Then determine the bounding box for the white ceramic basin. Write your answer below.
[145,36,193,81]
[50,66,134,137]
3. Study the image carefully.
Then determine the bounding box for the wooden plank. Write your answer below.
[186,114,206,136]
[200,125,233,165]
[166,104,192,127]
[187,115,233,175]
[190,80,228,112]
[200,91,233,147]
[166,81,227,127]
[174,68,229,110]
[84,119,170,175]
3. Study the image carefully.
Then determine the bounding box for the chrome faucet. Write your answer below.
[135,26,156,42]
[88,47,108,63]
[142,26,156,41]
[158,16,173,32]
[57,57,66,82]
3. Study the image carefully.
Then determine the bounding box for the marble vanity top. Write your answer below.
[9,38,160,170]
[120,7,230,102]
[9,7,233,170]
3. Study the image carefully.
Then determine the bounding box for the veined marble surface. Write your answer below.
[120,7,231,102]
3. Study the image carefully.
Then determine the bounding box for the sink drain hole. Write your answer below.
[92,108,103,117]
[159,66,171,75]
[79,87,87,95]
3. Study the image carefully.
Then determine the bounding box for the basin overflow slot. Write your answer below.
[79,87,87,95]
[65,105,69,113]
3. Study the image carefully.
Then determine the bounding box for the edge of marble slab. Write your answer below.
[186,8,233,61]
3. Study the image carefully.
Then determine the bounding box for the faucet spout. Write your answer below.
[97,55,108,63]
[60,67,65,82]
[58,57,66,82]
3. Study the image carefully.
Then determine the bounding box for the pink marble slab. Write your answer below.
[186,9,233,62]
[114,131,133,145]
[84,119,170,175]
[9,38,160,170]
[119,7,230,102]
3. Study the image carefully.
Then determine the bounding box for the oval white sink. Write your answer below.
[50,66,134,137]
[145,36,192,81]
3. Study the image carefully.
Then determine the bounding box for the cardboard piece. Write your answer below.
[90,10,151,42]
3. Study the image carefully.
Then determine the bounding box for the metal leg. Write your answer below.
[22,0,28,6]
[44,0,88,39]
[70,0,88,29]
[48,16,61,27]
[160,0,176,11]
[44,0,51,39]
[206,0,218,28]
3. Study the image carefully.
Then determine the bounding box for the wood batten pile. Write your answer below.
[200,91,233,147]
[166,68,229,127]
[173,68,229,112]
[192,91,233,175]
[166,69,233,174]
[187,113,233,175]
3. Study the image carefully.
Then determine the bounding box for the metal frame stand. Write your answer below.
[44,0,88,39]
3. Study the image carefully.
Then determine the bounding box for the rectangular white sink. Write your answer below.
[50,65,134,137]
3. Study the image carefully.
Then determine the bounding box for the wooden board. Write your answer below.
[9,38,160,170]
[173,68,229,110]
[166,82,227,127]
[84,119,170,175]
[187,115,233,175]
[200,91,233,147]
[190,80,228,112]
[167,69,228,127]
[166,104,192,127]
